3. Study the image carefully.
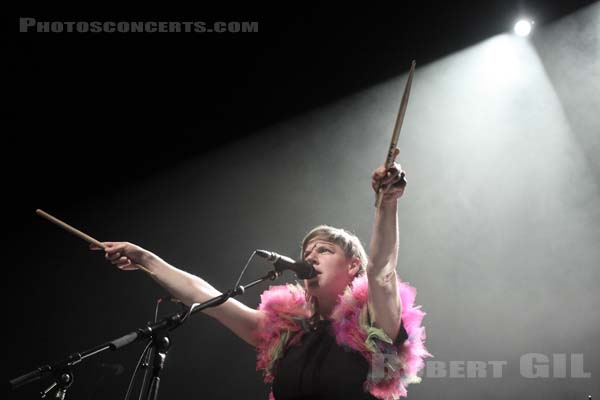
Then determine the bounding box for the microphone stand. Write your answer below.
[9,270,280,399]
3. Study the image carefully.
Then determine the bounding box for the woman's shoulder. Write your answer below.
[258,282,312,318]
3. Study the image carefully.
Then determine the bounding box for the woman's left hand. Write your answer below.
[371,148,407,203]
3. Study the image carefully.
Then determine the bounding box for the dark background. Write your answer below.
[6,2,599,399]
[7,1,597,209]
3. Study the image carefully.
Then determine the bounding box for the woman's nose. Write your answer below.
[305,252,318,264]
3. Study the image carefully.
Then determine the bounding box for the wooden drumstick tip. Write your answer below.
[36,208,155,275]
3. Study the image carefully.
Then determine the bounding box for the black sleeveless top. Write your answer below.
[272,320,408,400]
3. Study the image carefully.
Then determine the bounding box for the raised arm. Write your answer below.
[367,148,406,340]
[91,242,263,347]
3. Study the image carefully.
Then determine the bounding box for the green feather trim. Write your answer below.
[360,306,393,354]
[267,330,290,372]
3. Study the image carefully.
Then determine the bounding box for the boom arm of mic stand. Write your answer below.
[8,269,280,394]
[111,270,280,349]
[185,269,280,319]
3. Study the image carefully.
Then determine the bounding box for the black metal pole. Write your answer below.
[8,270,280,399]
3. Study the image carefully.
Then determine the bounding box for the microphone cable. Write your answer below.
[233,251,259,293]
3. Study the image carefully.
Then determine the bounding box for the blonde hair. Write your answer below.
[301,225,368,275]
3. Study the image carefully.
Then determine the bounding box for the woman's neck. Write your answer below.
[313,294,337,320]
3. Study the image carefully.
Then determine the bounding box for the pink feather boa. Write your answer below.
[255,275,431,399]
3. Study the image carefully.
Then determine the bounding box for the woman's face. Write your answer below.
[302,239,360,297]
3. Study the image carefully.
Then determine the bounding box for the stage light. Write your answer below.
[514,19,533,37]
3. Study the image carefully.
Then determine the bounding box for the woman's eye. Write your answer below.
[303,246,333,258]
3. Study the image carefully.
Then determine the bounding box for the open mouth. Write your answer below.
[306,270,321,288]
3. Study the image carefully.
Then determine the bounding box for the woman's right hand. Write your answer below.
[90,242,152,271]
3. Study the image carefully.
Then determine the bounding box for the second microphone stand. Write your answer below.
[9,270,280,400]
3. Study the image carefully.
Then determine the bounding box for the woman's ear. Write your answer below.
[349,257,361,276]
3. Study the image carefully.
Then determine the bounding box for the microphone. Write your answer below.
[255,250,318,279]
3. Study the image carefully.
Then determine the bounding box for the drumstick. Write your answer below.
[35,209,153,274]
[375,60,416,208]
